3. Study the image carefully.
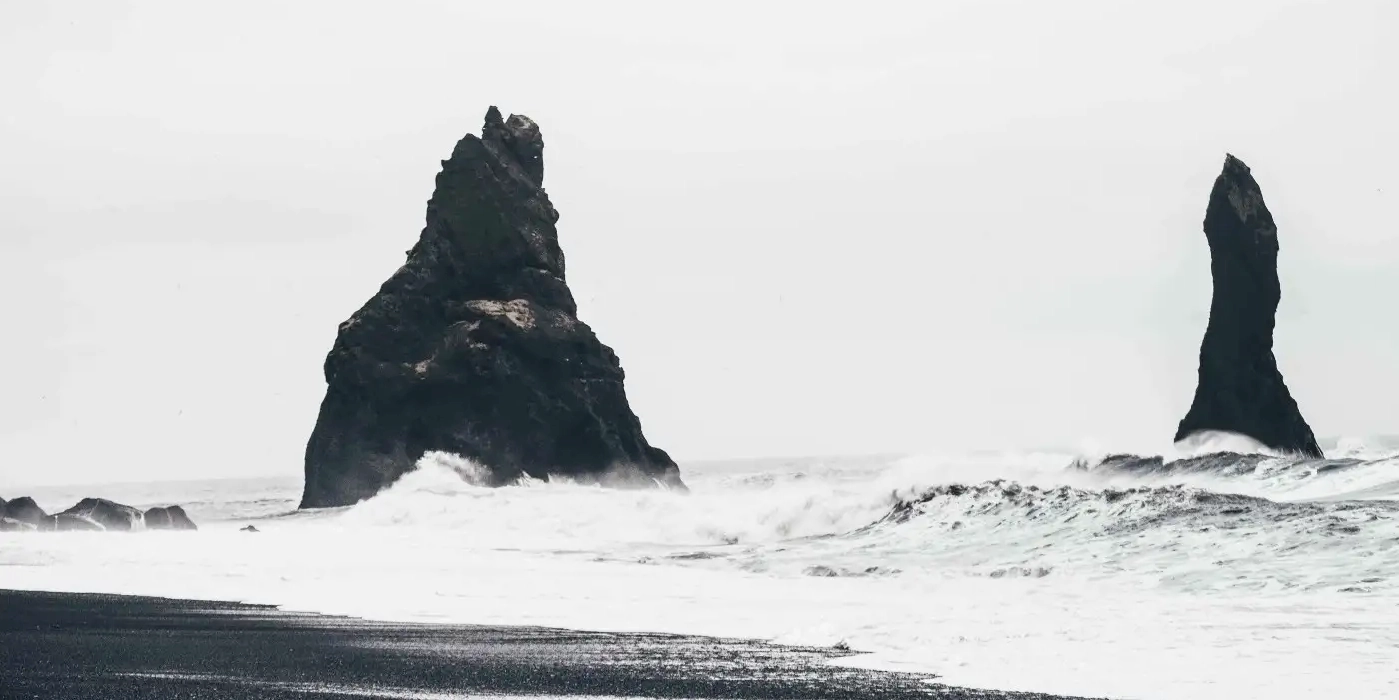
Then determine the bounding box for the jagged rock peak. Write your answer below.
[1215,153,1274,236]
[479,105,544,185]
[300,107,682,508]
[1174,154,1322,458]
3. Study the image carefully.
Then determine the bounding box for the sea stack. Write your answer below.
[300,107,683,508]
[1174,155,1323,458]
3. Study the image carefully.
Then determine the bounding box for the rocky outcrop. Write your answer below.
[300,107,683,508]
[144,506,198,531]
[1,497,48,526]
[0,497,198,533]
[58,498,143,531]
[1174,155,1323,458]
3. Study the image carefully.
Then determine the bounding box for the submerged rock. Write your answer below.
[1,517,37,532]
[1174,155,1323,458]
[144,506,198,531]
[1,497,48,526]
[58,498,144,531]
[300,107,683,508]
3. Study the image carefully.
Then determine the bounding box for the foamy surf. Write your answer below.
[3,446,1397,699]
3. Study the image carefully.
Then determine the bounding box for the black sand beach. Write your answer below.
[0,589,1094,699]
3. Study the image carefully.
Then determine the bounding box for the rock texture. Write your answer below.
[1,497,48,526]
[52,514,104,532]
[1174,155,1323,458]
[300,107,683,508]
[1,517,37,532]
[144,506,198,531]
[0,497,198,533]
[58,498,144,531]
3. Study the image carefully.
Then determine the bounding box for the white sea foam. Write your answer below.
[3,448,1397,699]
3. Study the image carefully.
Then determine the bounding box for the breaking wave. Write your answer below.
[332,444,1399,597]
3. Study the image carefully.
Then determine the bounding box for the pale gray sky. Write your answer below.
[2,0,1396,485]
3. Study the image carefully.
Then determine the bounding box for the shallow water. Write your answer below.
[4,437,1398,699]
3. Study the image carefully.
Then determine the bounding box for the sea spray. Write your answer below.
[3,448,1398,699]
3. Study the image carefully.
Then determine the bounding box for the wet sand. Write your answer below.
[0,589,1096,699]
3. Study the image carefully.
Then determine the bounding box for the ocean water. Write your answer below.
[3,434,1398,700]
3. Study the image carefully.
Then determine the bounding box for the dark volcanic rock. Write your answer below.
[1,497,48,526]
[1,517,37,532]
[1174,155,1323,458]
[50,514,104,532]
[144,506,198,531]
[58,498,143,531]
[300,107,683,508]
[1,498,198,533]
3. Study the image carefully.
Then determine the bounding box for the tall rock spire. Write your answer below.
[300,107,683,508]
[1174,154,1323,457]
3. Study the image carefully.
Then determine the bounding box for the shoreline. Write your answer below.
[0,589,1096,699]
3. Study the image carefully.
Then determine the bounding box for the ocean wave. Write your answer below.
[876,479,1396,537]
[6,449,1399,700]
[315,449,1399,598]
[1072,450,1399,502]
[335,447,1399,534]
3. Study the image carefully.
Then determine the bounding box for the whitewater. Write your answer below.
[3,435,1397,700]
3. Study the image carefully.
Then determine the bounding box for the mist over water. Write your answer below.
[4,439,1398,699]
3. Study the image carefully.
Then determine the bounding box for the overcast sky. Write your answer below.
[2,0,1396,486]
